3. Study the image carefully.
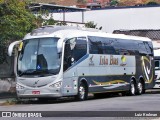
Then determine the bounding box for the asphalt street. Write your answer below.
[0,89,160,120]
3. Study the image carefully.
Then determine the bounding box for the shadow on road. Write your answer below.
[1,88,160,105]
[15,92,124,105]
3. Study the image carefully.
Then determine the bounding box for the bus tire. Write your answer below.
[75,82,88,101]
[128,80,136,96]
[136,80,143,95]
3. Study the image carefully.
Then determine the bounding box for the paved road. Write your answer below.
[0,91,160,120]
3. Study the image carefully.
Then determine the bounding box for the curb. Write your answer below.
[146,88,160,94]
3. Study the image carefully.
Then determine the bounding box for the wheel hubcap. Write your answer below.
[138,82,142,94]
[79,86,85,100]
[131,83,135,95]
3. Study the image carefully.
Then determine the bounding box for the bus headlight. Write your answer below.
[16,83,24,89]
[49,81,62,88]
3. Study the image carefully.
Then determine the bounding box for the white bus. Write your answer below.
[8,26,155,100]
[151,41,160,88]
[154,55,160,88]
[153,43,160,88]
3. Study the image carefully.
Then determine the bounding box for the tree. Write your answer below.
[110,0,119,6]
[0,0,36,41]
[146,1,158,5]
[85,21,97,28]
[85,21,102,30]
[0,0,36,64]
[43,18,57,26]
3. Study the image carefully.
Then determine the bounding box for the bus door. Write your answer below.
[62,37,87,95]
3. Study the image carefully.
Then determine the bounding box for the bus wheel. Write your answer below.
[128,80,136,96]
[76,82,88,101]
[137,80,143,95]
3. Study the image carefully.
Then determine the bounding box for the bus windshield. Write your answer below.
[17,37,61,76]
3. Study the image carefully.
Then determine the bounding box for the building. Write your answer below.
[51,6,160,33]
[113,29,160,41]
[86,0,110,8]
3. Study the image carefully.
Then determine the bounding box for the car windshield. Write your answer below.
[17,37,61,76]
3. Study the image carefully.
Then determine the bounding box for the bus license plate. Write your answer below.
[32,91,40,94]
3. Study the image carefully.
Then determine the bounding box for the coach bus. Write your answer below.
[8,26,155,100]
[153,47,160,88]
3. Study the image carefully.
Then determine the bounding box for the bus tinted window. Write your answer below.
[74,37,87,61]
[114,39,138,55]
[63,37,87,71]
[144,41,153,56]
[137,41,147,55]
[88,36,117,55]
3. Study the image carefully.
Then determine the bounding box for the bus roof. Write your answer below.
[24,26,151,42]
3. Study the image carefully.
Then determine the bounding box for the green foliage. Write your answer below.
[110,0,119,6]
[0,0,36,41]
[85,21,97,28]
[43,18,57,26]
[146,1,158,5]
[85,21,102,30]
[34,15,44,27]
[0,0,36,64]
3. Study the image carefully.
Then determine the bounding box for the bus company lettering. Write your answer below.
[99,55,118,65]
[99,56,108,65]
[110,55,118,65]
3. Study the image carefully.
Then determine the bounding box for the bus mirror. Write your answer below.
[57,46,61,53]
[8,40,22,56]
[57,39,62,53]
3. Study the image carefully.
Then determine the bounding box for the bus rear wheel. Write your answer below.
[128,80,136,96]
[137,80,143,95]
[75,82,88,101]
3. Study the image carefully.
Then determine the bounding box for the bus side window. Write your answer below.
[73,37,87,62]
[63,37,87,71]
[137,41,148,56]
[88,36,117,55]
[144,41,153,56]
[63,39,72,71]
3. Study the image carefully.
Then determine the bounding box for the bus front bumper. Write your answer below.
[16,88,63,98]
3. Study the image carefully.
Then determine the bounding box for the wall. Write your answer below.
[50,6,160,33]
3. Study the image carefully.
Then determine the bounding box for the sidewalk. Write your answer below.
[0,98,9,104]
[146,88,160,94]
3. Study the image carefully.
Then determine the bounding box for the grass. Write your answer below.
[0,98,21,106]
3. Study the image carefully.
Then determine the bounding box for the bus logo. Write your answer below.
[89,55,94,66]
[141,56,153,83]
[33,80,40,87]
[120,55,127,66]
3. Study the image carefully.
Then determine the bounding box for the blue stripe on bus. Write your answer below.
[66,54,89,71]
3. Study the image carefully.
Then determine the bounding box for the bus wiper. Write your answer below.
[19,69,37,76]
